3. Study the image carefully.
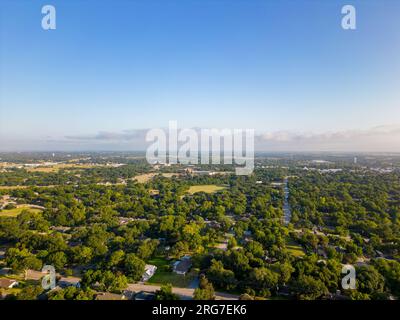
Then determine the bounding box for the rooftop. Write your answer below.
[95,292,126,300]
[0,278,18,288]
[173,257,192,274]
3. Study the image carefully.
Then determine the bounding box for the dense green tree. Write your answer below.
[124,253,145,281]
[46,251,67,270]
[155,284,180,300]
[5,248,42,279]
[107,249,125,268]
[291,275,329,300]
[194,275,215,300]
[48,286,96,300]
[17,286,43,300]
[356,265,385,297]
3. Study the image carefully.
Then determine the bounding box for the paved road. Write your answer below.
[283,177,292,225]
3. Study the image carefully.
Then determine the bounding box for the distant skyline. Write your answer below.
[1,0,399,151]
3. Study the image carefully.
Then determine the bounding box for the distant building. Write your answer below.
[376,250,384,257]
[96,292,127,300]
[50,226,71,233]
[192,170,213,176]
[149,189,160,197]
[172,256,192,275]
[118,217,134,225]
[326,290,350,300]
[134,291,156,300]
[0,278,18,289]
[141,264,157,282]
[0,248,5,260]
[277,285,292,297]
[0,268,11,276]
[204,220,221,229]
[271,182,284,187]
[57,277,81,288]
[243,230,252,237]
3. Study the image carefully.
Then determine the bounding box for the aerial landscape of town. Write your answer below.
[0,0,399,311]
[0,152,399,300]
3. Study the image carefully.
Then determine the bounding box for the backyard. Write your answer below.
[146,257,198,288]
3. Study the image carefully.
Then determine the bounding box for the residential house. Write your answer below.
[134,291,156,300]
[276,285,292,297]
[204,220,221,229]
[326,290,350,300]
[50,226,71,233]
[0,278,18,289]
[172,256,192,275]
[141,264,157,282]
[376,250,384,258]
[57,276,81,288]
[0,248,6,260]
[0,268,10,276]
[118,217,134,225]
[96,292,127,300]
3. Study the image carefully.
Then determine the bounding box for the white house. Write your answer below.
[141,264,157,282]
[0,278,18,289]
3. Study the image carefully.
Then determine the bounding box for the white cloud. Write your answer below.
[255,125,400,151]
[1,125,399,152]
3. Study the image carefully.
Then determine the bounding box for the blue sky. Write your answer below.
[0,0,399,151]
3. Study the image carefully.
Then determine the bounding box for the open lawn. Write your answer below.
[0,206,42,217]
[161,173,181,178]
[133,173,157,183]
[0,185,55,190]
[26,163,100,173]
[147,257,170,271]
[187,185,227,194]
[0,186,29,190]
[286,238,306,257]
[147,269,197,288]
[134,173,181,183]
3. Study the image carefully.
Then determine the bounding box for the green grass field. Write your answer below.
[286,238,306,257]
[187,185,227,194]
[0,206,42,217]
[147,257,170,270]
[147,269,197,288]
[0,186,29,190]
[133,173,157,183]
